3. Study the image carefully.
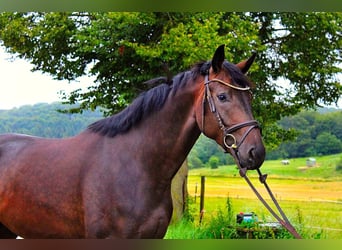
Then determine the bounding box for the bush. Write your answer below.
[208,156,220,169]
[336,156,342,171]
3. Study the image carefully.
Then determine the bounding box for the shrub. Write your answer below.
[208,156,219,169]
[336,156,342,171]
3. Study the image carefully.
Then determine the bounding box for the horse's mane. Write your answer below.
[87,60,251,137]
[87,69,195,137]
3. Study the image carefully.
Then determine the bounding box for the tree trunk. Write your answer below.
[170,160,188,223]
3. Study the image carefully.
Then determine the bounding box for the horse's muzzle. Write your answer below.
[238,144,265,170]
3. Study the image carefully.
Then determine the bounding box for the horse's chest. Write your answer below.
[117,192,173,238]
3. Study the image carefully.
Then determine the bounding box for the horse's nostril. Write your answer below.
[247,147,257,168]
[248,147,255,161]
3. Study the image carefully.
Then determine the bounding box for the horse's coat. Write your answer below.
[0,45,265,238]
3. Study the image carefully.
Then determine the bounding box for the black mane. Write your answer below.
[87,60,251,137]
[87,70,194,137]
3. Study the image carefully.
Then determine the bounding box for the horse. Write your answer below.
[0,45,265,238]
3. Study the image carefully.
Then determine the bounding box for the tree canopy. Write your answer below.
[0,12,341,149]
[269,108,342,159]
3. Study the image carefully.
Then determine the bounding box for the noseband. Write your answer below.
[201,74,260,153]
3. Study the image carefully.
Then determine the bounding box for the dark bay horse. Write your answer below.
[0,45,265,238]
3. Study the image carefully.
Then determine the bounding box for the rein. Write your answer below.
[230,149,302,239]
[202,74,302,239]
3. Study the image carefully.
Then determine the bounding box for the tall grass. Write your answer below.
[165,196,327,239]
[165,197,302,239]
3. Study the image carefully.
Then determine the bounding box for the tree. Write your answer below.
[267,109,342,159]
[187,149,204,169]
[170,160,188,223]
[208,156,220,169]
[0,12,341,148]
[315,132,342,155]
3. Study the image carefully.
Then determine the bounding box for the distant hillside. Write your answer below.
[317,106,342,114]
[268,109,342,159]
[0,102,103,138]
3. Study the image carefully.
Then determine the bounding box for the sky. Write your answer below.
[0,47,93,110]
[0,47,341,110]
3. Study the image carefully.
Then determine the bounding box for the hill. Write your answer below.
[0,102,103,138]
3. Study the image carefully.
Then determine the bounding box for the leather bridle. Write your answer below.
[201,74,302,239]
[201,74,260,153]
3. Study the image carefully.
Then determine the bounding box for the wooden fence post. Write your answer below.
[199,176,205,224]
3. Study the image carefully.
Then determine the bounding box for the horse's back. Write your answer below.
[0,133,59,175]
[0,133,36,160]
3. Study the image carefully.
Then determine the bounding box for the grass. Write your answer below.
[166,153,342,239]
[167,197,342,239]
[189,153,342,180]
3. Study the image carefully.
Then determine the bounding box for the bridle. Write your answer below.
[201,74,302,239]
[201,74,260,153]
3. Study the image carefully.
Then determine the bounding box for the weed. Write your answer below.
[183,196,195,223]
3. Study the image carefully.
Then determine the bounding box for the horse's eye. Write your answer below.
[217,93,228,102]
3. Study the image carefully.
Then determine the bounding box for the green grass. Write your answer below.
[166,196,342,239]
[189,153,342,180]
[166,153,342,239]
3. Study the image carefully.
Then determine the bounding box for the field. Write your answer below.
[167,153,342,239]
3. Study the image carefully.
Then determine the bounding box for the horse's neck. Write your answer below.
[135,83,201,179]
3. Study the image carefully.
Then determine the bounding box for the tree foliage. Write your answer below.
[268,109,342,159]
[0,12,341,149]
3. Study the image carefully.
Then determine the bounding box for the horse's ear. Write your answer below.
[236,52,257,74]
[211,44,225,73]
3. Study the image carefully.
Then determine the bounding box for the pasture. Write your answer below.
[166,153,342,239]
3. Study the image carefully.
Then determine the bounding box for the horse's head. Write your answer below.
[195,45,265,170]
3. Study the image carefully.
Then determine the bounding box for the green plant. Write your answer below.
[208,156,220,169]
[196,207,238,239]
[336,156,342,171]
[182,196,195,223]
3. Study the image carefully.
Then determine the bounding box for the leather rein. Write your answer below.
[201,74,302,239]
